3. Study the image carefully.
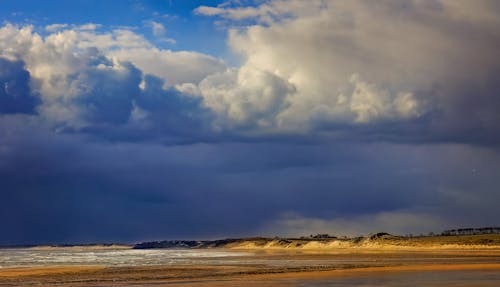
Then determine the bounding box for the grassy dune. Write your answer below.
[220,234,500,250]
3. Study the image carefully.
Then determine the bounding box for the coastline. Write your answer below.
[1,247,500,286]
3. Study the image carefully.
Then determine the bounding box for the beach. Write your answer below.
[1,245,500,286]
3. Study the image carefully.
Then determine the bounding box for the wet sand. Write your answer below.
[1,249,500,286]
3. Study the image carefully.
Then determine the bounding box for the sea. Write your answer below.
[0,248,248,268]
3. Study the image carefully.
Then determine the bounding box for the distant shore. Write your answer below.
[133,233,500,251]
[3,233,500,251]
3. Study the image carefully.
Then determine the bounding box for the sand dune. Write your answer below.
[221,234,500,251]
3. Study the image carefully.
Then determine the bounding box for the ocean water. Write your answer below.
[0,248,249,268]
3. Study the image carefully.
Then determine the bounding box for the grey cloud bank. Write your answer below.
[2,128,499,244]
[1,0,500,244]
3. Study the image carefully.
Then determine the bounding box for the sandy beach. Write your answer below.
[1,247,500,286]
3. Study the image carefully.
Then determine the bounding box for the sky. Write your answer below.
[1,0,500,245]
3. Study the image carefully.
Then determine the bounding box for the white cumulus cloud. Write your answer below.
[150,21,166,36]
[194,0,500,133]
[0,24,220,130]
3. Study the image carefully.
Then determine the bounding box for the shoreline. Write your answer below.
[1,248,500,285]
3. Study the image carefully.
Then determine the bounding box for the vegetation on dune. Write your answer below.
[133,228,500,249]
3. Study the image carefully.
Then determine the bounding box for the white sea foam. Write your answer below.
[0,248,250,268]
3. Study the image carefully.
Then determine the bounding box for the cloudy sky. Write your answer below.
[1,0,500,245]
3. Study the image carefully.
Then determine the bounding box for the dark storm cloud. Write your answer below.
[41,57,214,143]
[131,75,214,138]
[0,58,39,114]
[75,61,140,125]
[2,117,500,244]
